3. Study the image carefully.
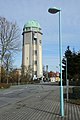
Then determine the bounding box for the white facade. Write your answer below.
[22,20,43,79]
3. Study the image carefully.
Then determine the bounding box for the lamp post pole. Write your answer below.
[59,10,64,117]
[48,7,64,117]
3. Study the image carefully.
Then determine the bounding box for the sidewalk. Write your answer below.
[0,86,80,120]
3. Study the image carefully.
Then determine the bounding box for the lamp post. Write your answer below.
[48,7,64,117]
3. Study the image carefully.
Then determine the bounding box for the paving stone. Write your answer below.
[0,86,80,120]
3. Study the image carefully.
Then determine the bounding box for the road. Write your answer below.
[0,84,80,120]
[0,84,58,108]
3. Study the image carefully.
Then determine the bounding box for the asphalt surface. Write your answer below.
[0,84,57,107]
[0,84,80,120]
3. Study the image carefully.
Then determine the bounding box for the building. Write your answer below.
[48,71,60,82]
[22,20,43,79]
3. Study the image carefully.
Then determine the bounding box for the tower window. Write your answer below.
[34,50,37,55]
[34,37,37,40]
[39,40,41,44]
[34,60,37,65]
[34,71,37,75]
[34,38,37,44]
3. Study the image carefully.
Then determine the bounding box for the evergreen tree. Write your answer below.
[62,46,73,83]
[62,46,80,85]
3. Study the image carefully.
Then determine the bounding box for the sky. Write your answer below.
[0,0,80,72]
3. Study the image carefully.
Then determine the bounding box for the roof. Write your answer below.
[24,20,41,29]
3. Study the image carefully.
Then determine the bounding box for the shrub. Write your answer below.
[0,83,10,89]
[72,87,80,99]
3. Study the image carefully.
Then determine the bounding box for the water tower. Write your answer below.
[22,20,43,79]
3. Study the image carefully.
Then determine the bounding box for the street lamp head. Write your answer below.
[48,7,60,14]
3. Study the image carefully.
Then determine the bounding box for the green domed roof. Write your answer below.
[24,20,41,29]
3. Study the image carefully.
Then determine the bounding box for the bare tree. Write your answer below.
[0,16,21,83]
[3,53,13,84]
[21,65,32,83]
